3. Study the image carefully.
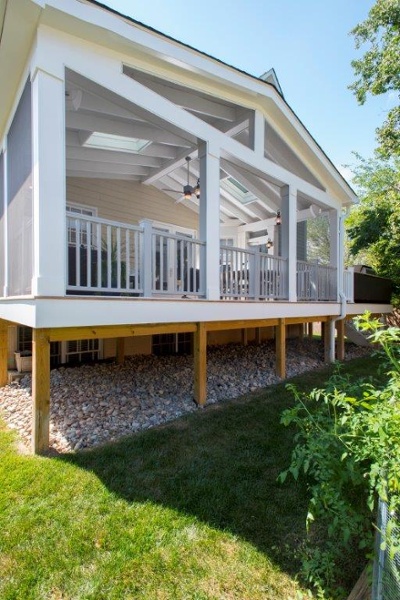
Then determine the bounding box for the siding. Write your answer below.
[66,178,199,231]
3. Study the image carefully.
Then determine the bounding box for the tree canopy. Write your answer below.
[349,0,400,157]
[346,155,400,305]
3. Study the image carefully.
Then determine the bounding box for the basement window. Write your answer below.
[83,132,150,154]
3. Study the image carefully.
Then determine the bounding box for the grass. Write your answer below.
[0,354,385,599]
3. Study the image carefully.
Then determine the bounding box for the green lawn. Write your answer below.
[0,355,382,599]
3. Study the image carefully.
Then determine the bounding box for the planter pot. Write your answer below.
[15,352,32,373]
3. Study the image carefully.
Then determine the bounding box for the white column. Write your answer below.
[199,142,220,300]
[2,144,8,297]
[31,67,66,297]
[249,110,265,155]
[281,185,297,301]
[329,208,340,301]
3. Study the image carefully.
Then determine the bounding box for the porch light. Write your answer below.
[276,211,281,225]
[184,185,193,200]
[267,238,273,249]
[194,179,201,199]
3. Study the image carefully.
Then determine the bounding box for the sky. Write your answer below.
[98,0,392,182]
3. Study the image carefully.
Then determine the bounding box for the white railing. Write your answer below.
[220,246,288,300]
[343,267,354,303]
[151,230,205,296]
[259,253,288,300]
[66,214,344,304]
[297,260,337,301]
[220,245,253,298]
[66,214,143,294]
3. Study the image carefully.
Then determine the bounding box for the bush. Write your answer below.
[279,312,400,597]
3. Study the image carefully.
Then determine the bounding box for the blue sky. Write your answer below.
[99,0,391,180]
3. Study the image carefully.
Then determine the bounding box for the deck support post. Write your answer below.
[194,322,207,406]
[241,328,248,346]
[299,323,304,341]
[32,328,50,454]
[276,318,286,378]
[255,327,262,345]
[0,320,8,387]
[116,338,125,365]
[308,322,313,338]
[336,319,345,361]
[324,318,335,363]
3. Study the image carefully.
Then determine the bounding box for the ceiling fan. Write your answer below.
[162,156,200,203]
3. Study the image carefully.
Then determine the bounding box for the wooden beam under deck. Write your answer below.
[0,320,8,387]
[32,329,51,454]
[48,322,197,342]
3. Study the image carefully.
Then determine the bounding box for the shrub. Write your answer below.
[279,312,400,597]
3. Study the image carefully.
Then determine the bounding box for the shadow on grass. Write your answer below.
[59,356,379,581]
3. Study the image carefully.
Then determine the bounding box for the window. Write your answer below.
[221,177,258,205]
[66,203,97,247]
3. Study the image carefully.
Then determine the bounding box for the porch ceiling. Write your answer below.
[64,69,316,226]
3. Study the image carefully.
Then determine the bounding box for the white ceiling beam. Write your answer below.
[66,146,163,167]
[219,187,266,221]
[66,159,151,176]
[67,88,145,122]
[66,112,192,147]
[220,158,280,212]
[128,73,237,122]
[62,55,340,208]
[141,118,250,186]
[67,171,142,181]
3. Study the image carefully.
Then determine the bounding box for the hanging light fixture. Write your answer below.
[162,156,200,202]
[267,238,273,249]
[194,178,201,199]
[276,211,281,225]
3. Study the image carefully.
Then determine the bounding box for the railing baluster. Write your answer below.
[106,225,112,289]
[97,223,101,288]
[116,227,121,290]
[86,220,91,288]
[125,229,130,292]
[75,219,80,287]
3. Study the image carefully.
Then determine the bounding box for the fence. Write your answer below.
[372,498,400,600]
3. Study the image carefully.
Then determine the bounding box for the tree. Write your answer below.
[346,154,400,305]
[349,0,400,158]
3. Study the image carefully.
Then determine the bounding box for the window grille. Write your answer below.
[66,204,96,247]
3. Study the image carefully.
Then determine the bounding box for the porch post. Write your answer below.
[0,320,8,387]
[32,328,51,454]
[276,318,286,378]
[324,318,335,363]
[199,142,220,300]
[336,319,345,361]
[116,338,125,365]
[329,209,340,301]
[194,322,207,405]
[281,185,297,301]
[31,67,66,297]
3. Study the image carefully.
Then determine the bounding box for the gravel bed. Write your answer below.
[0,339,371,453]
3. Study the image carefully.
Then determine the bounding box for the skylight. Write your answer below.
[221,176,258,205]
[83,132,150,154]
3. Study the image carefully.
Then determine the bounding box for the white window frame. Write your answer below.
[66,202,98,247]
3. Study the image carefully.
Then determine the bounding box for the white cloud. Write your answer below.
[337,165,354,184]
